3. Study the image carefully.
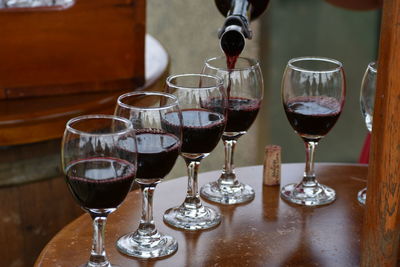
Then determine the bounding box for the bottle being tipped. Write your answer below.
[216,0,269,68]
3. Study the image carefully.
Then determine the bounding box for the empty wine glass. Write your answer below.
[61,115,137,267]
[358,61,377,205]
[115,92,182,258]
[200,56,264,204]
[163,74,226,230]
[281,57,346,206]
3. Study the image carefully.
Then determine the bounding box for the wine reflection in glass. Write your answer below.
[163,74,227,230]
[61,115,137,267]
[281,57,346,206]
[358,61,377,205]
[115,92,182,258]
[200,56,264,204]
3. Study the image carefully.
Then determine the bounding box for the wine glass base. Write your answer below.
[163,205,221,231]
[357,187,367,205]
[200,181,255,205]
[280,182,336,206]
[116,231,178,259]
[79,262,118,267]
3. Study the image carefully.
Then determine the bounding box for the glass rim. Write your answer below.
[288,56,343,73]
[367,61,377,73]
[166,73,224,90]
[204,56,260,72]
[66,114,133,137]
[117,91,179,111]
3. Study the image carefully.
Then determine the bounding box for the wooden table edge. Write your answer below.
[34,162,368,266]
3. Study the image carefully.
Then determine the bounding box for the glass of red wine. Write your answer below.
[115,92,182,258]
[358,61,377,205]
[61,115,137,267]
[199,56,263,204]
[281,57,345,206]
[163,74,226,230]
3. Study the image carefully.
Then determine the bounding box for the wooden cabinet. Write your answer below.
[0,0,145,98]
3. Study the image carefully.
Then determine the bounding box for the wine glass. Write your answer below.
[115,91,182,258]
[163,74,226,230]
[200,56,263,204]
[61,115,137,267]
[358,61,377,205]
[281,57,346,206]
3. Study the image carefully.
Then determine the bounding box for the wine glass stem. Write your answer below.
[89,215,109,266]
[138,183,157,235]
[303,141,318,187]
[184,159,202,209]
[221,139,238,183]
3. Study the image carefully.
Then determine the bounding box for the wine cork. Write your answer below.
[263,145,281,186]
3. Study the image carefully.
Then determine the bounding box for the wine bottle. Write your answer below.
[215,0,269,57]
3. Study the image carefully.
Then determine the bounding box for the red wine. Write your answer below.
[163,109,225,154]
[226,51,240,70]
[206,97,260,133]
[226,56,237,101]
[136,130,180,179]
[65,158,135,210]
[284,96,342,140]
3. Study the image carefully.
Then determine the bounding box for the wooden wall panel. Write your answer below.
[0,177,83,267]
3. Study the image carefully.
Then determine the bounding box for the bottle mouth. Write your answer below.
[219,25,245,57]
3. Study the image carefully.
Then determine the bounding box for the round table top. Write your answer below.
[35,163,367,266]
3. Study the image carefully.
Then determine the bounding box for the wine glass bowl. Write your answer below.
[200,56,263,205]
[115,91,181,258]
[62,115,137,267]
[280,57,345,206]
[163,74,226,230]
[358,61,377,205]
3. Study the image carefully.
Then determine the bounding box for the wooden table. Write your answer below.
[35,163,367,266]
